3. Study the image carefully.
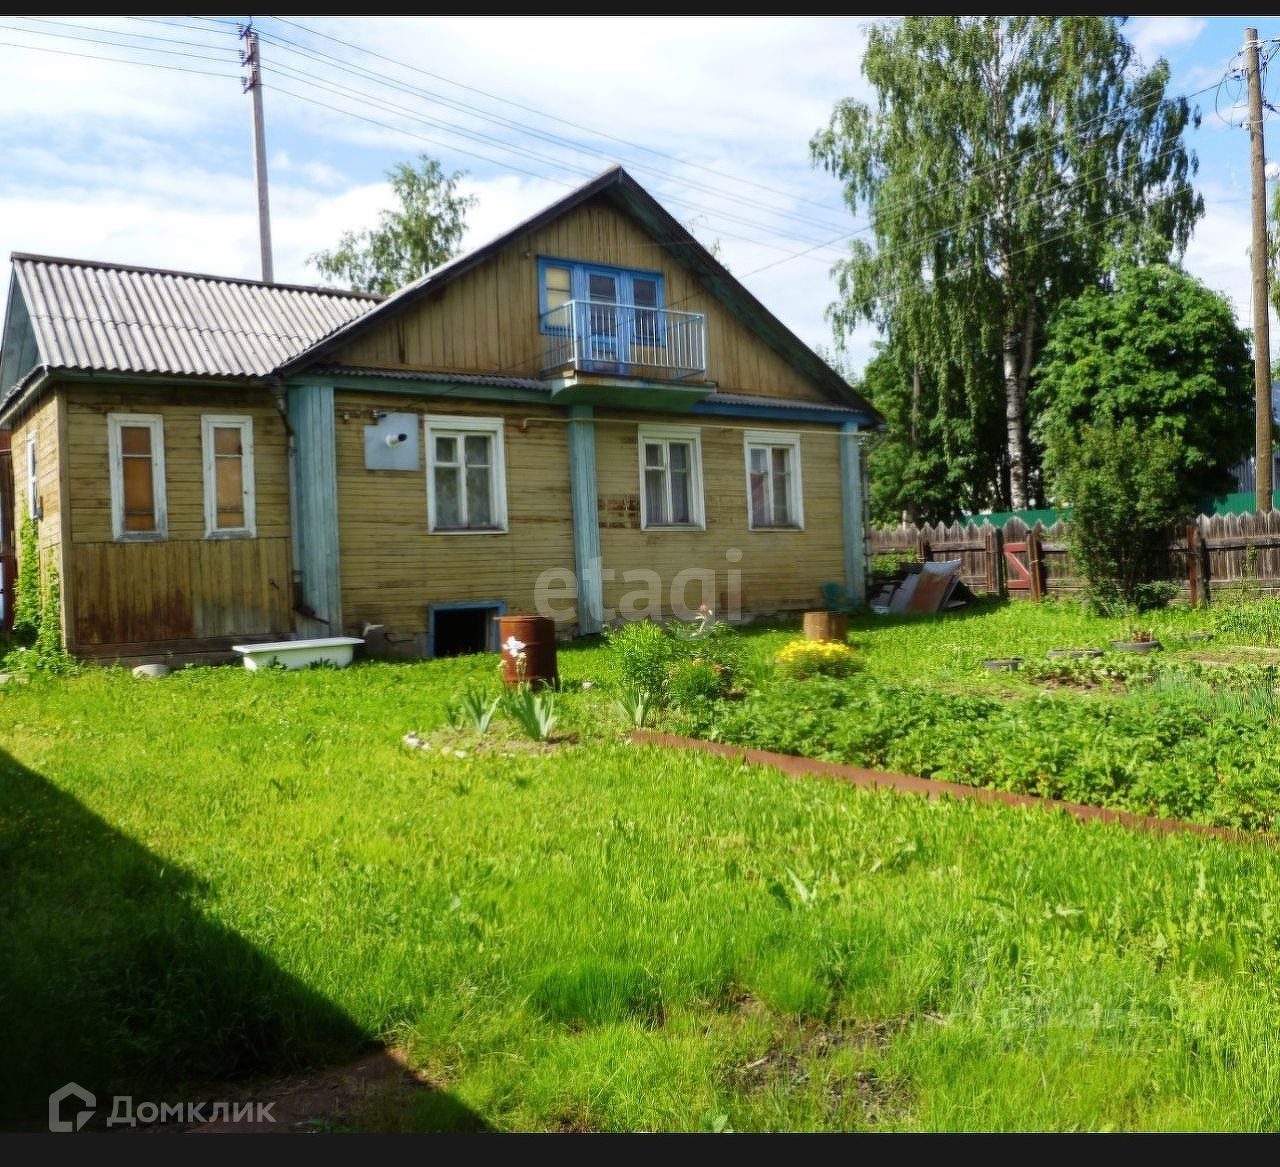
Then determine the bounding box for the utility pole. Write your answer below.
[1246,27,1273,512]
[240,24,274,284]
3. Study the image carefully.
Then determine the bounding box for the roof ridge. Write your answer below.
[9,251,383,302]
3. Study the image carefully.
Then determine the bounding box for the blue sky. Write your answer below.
[0,15,1276,380]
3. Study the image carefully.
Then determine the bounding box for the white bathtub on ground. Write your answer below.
[232,636,365,670]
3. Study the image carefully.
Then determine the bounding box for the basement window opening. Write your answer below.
[428,601,504,659]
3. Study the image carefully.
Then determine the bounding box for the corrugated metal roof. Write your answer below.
[11,254,378,380]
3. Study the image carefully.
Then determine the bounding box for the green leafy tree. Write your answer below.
[812,16,1203,514]
[309,154,476,296]
[861,339,1004,525]
[1037,262,1253,608]
[1034,261,1254,506]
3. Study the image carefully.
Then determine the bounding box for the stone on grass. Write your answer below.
[133,663,171,679]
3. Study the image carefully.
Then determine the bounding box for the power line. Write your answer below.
[261,80,839,264]
[244,16,1229,285]
[248,23,855,240]
[256,15,1225,258]
[3,15,857,256]
[0,35,237,79]
[266,14,858,219]
[0,19,236,67]
[258,55,850,253]
[9,15,238,56]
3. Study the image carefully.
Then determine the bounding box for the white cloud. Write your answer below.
[1129,16,1208,65]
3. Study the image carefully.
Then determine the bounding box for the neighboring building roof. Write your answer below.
[280,165,885,426]
[3,253,378,393]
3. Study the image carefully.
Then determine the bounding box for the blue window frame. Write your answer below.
[537,256,666,345]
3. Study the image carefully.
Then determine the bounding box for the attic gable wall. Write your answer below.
[0,280,41,397]
[327,196,829,403]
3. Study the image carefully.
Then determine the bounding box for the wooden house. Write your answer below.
[0,166,883,665]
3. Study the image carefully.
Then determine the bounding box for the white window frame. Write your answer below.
[26,433,37,519]
[637,423,705,530]
[743,429,805,531]
[107,412,167,541]
[201,414,256,538]
[424,415,509,534]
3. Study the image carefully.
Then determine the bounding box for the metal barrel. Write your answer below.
[495,614,559,689]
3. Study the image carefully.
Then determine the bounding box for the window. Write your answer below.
[632,275,660,345]
[107,413,167,540]
[538,257,665,341]
[424,416,508,533]
[201,415,256,537]
[744,430,804,530]
[638,424,704,529]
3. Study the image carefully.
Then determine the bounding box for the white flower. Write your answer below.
[581,680,594,690]
[503,636,526,658]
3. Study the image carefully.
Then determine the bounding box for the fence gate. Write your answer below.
[1001,530,1043,601]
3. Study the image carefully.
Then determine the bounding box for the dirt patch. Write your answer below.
[176,1047,492,1134]
[403,728,577,758]
[732,1015,908,1125]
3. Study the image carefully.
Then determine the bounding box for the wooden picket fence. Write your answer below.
[871,510,1280,603]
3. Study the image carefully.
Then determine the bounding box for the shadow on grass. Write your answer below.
[0,748,490,1133]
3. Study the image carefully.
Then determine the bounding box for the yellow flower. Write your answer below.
[773,638,857,680]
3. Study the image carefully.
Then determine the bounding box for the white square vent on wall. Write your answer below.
[364,412,420,471]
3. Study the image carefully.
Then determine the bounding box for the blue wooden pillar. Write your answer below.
[286,384,342,636]
[839,422,867,604]
[567,404,603,635]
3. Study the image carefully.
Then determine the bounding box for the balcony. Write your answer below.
[539,300,707,382]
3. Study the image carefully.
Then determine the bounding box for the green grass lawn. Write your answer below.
[6,599,1280,1131]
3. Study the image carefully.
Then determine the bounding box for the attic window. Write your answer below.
[538,257,666,337]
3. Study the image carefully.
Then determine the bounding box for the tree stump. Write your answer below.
[803,610,848,643]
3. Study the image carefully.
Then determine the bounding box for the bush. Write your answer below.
[1043,419,1186,610]
[773,638,858,681]
[606,610,744,704]
[666,658,729,707]
[603,619,677,697]
[1131,580,1180,613]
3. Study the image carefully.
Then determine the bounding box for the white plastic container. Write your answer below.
[232,636,365,670]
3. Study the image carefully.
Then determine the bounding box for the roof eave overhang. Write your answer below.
[0,367,277,426]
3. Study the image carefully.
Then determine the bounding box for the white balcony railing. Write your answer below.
[539,300,707,380]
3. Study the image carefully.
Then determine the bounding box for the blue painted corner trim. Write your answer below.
[567,404,603,635]
[287,384,342,633]
[839,422,867,604]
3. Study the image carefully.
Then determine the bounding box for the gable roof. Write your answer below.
[279,166,883,423]
[0,253,378,406]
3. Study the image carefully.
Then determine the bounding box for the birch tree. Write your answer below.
[812,16,1203,511]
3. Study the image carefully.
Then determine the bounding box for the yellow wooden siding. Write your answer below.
[334,392,577,638]
[71,537,292,647]
[65,387,291,545]
[58,385,293,650]
[330,196,831,403]
[592,411,846,618]
[8,391,64,558]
